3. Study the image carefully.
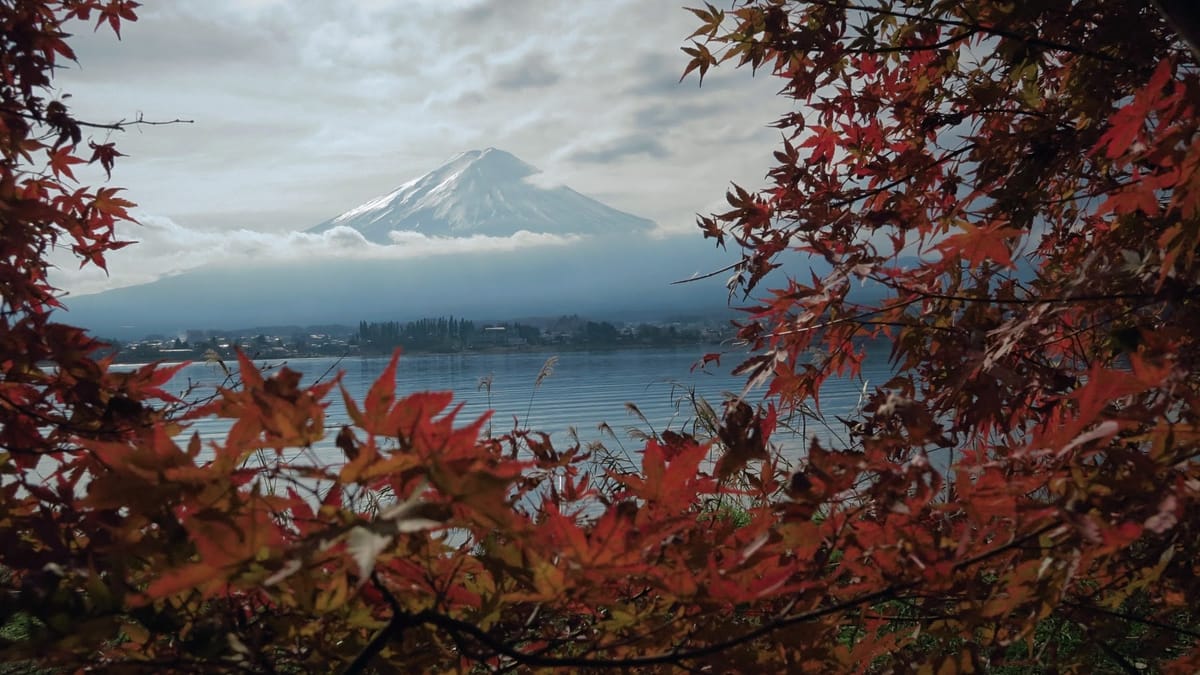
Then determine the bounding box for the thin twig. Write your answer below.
[77,116,195,130]
[1061,599,1200,640]
[671,260,742,285]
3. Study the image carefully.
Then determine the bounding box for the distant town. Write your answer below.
[101,314,738,364]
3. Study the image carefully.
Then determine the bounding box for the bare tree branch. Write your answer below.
[75,114,195,131]
[671,260,742,285]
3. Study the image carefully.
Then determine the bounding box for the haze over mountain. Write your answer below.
[63,149,748,340]
[308,148,655,242]
[63,240,741,340]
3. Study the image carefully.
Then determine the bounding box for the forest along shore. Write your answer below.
[101,314,738,364]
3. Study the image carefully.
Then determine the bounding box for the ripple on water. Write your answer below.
[120,346,892,467]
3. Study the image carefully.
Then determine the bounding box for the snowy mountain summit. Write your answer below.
[309,148,655,242]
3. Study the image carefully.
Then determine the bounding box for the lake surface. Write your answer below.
[123,345,893,468]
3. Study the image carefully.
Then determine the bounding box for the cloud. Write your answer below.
[47,215,580,297]
[493,52,562,89]
[632,101,731,131]
[569,134,670,163]
[52,0,793,248]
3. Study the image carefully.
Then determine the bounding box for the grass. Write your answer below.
[0,612,56,675]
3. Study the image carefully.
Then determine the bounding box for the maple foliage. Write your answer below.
[680,0,1200,671]
[3,1,1200,674]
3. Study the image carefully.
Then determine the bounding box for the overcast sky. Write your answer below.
[51,0,791,294]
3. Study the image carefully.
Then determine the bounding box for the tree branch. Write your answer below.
[882,280,1169,306]
[75,114,195,131]
[13,109,194,131]
[1094,634,1143,675]
[804,0,1118,62]
[828,143,977,209]
[405,522,1061,670]
[342,573,413,675]
[414,586,899,669]
[671,260,742,285]
[1061,599,1200,640]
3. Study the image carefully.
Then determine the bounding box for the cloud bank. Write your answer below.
[48,215,580,297]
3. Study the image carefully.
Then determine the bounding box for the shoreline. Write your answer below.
[107,342,744,369]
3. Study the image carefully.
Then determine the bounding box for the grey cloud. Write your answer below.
[434,90,487,107]
[624,51,755,100]
[494,52,562,89]
[452,0,504,29]
[451,0,556,33]
[570,134,670,164]
[64,5,291,80]
[427,50,561,110]
[633,101,731,131]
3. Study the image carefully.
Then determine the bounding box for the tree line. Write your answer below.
[358,317,479,351]
[357,315,708,353]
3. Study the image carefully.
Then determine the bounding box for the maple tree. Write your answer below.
[682,0,1200,671]
[3,0,1200,673]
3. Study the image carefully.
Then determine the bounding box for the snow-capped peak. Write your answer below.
[309,148,654,242]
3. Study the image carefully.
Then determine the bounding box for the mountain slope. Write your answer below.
[308,148,655,242]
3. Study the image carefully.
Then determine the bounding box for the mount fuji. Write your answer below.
[308,148,654,242]
[60,148,751,339]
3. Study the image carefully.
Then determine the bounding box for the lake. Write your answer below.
[125,345,894,468]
